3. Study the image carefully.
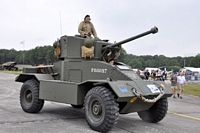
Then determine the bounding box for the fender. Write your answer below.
[15,73,54,83]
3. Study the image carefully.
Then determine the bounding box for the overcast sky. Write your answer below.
[0,0,199,57]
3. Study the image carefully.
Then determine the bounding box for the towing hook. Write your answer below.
[132,88,140,98]
[132,88,165,103]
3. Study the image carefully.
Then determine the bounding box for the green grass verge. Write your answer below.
[184,84,200,97]
[0,70,22,75]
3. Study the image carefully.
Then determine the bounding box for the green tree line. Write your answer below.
[118,48,200,70]
[0,46,200,70]
[0,46,58,66]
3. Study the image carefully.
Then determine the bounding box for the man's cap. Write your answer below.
[84,15,90,19]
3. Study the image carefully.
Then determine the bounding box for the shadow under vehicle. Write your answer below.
[15,26,173,132]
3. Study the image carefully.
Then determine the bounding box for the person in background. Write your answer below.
[170,72,178,98]
[185,71,189,81]
[161,70,166,81]
[177,72,187,99]
[136,69,140,76]
[78,15,98,38]
[151,70,156,81]
[165,70,168,80]
[144,69,150,80]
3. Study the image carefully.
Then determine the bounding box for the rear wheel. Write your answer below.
[84,86,119,132]
[137,98,168,123]
[20,79,44,113]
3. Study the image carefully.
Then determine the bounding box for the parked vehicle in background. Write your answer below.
[180,67,200,81]
[2,61,18,71]
[132,69,145,79]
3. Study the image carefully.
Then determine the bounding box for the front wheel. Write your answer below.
[84,86,119,132]
[137,98,168,123]
[20,79,44,113]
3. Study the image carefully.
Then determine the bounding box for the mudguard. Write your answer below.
[15,73,54,83]
[80,80,172,99]
[79,79,172,113]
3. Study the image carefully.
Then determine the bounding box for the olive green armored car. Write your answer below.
[15,27,173,132]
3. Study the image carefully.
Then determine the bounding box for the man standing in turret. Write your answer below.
[78,15,98,38]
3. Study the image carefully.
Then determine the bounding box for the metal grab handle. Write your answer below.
[132,88,165,103]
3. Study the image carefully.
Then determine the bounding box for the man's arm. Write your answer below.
[78,22,87,36]
[170,77,173,82]
[177,76,181,86]
[90,23,98,38]
[184,76,187,85]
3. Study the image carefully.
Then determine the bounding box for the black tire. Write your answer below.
[84,86,119,132]
[20,79,44,113]
[71,104,83,109]
[137,98,168,123]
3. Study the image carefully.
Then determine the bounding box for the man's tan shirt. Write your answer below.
[78,21,97,38]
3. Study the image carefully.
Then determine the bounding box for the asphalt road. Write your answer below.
[0,72,200,133]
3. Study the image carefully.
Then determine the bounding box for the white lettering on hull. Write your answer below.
[91,68,107,73]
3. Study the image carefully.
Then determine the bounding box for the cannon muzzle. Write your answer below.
[102,26,158,51]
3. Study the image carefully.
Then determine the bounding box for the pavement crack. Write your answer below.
[0,118,59,125]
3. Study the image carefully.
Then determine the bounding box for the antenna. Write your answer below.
[59,11,62,36]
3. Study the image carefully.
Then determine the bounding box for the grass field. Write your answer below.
[0,70,22,75]
[184,84,200,97]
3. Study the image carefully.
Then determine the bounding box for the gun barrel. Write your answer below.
[102,26,158,50]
